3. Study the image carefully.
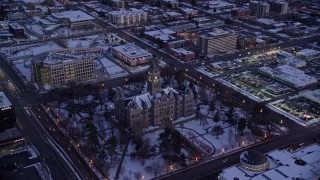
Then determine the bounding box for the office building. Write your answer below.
[108,8,148,25]
[199,28,238,56]
[249,1,270,17]
[270,1,288,14]
[112,44,153,66]
[115,61,194,129]
[0,92,15,133]
[32,48,99,87]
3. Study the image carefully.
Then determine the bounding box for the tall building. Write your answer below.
[249,1,270,17]
[32,48,99,88]
[0,92,15,133]
[108,8,148,25]
[115,61,194,129]
[199,28,238,56]
[270,1,288,14]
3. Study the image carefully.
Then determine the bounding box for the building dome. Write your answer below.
[240,150,269,171]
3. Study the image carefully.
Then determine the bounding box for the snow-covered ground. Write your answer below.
[1,42,62,58]
[176,105,264,157]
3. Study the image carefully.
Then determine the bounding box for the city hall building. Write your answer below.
[115,61,194,129]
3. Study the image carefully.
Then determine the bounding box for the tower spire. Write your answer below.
[147,57,161,94]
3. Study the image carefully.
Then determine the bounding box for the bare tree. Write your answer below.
[133,171,142,180]
[152,160,162,177]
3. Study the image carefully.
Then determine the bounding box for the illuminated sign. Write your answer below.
[1,106,12,110]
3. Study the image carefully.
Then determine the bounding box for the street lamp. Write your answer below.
[280,119,283,124]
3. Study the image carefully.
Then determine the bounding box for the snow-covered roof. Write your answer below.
[0,92,12,108]
[296,49,320,57]
[113,44,152,59]
[145,29,175,37]
[171,48,194,55]
[52,10,95,22]
[299,89,320,104]
[205,28,233,37]
[42,48,101,64]
[258,65,317,88]
[126,87,180,109]
[256,18,275,25]
[207,0,235,8]
[109,8,146,16]
[144,29,176,41]
[9,23,23,30]
[165,11,182,17]
[220,144,320,180]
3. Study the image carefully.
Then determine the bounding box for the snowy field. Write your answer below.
[176,104,264,157]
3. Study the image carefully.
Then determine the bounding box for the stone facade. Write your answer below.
[115,62,194,129]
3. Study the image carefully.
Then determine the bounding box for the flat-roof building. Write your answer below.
[270,1,288,14]
[170,48,195,61]
[108,8,148,25]
[112,44,152,66]
[258,65,317,88]
[277,51,306,68]
[299,89,320,104]
[51,10,95,30]
[0,92,15,133]
[8,23,24,38]
[220,144,320,180]
[199,28,238,56]
[32,48,99,88]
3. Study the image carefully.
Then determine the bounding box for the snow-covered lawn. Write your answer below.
[176,105,265,157]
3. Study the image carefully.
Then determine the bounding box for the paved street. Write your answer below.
[0,55,98,180]
[0,2,319,180]
[158,125,319,180]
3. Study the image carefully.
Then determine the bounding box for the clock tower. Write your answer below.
[147,59,161,94]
